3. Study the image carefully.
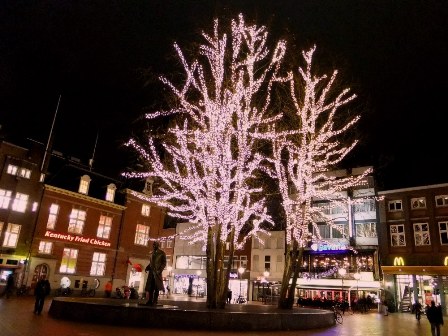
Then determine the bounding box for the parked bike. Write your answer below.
[332,305,343,324]
[80,286,96,297]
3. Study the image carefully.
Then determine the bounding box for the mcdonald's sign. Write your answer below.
[393,257,405,266]
[444,256,448,266]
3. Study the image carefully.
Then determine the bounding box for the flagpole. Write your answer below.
[40,94,61,175]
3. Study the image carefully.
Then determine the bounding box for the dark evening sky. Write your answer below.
[0,1,447,191]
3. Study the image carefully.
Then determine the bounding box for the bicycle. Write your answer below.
[332,305,343,324]
[80,287,96,297]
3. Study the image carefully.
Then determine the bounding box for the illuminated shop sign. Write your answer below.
[316,242,348,251]
[44,230,111,247]
[393,257,404,266]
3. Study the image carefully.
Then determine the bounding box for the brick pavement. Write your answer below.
[1,294,446,336]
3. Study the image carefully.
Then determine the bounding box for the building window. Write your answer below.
[134,224,150,246]
[240,255,248,269]
[47,203,60,229]
[90,252,106,276]
[78,175,91,195]
[354,199,376,212]
[388,200,402,212]
[105,184,116,202]
[11,192,28,212]
[2,223,20,247]
[7,164,18,175]
[439,222,448,245]
[264,255,271,272]
[413,223,430,246]
[356,222,377,237]
[97,215,112,239]
[18,168,31,179]
[166,239,173,248]
[38,241,53,254]
[411,197,426,209]
[141,204,151,217]
[68,208,86,234]
[0,189,12,209]
[390,224,406,246]
[60,248,78,273]
[435,195,448,207]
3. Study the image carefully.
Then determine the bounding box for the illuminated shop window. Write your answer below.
[0,189,12,209]
[141,204,151,217]
[60,248,78,274]
[12,192,28,213]
[413,223,430,246]
[105,184,116,202]
[68,208,86,234]
[18,168,31,179]
[6,164,18,175]
[134,224,150,246]
[2,223,20,247]
[97,215,112,239]
[78,175,91,195]
[38,241,53,254]
[90,252,106,276]
[46,203,59,229]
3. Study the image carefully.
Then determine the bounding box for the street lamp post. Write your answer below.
[338,268,346,302]
[195,270,202,299]
[353,272,361,302]
[167,266,172,296]
[262,270,270,304]
[238,267,245,303]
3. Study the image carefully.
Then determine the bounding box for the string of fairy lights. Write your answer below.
[123,14,375,257]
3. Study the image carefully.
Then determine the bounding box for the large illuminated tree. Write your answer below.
[269,46,371,309]
[124,14,289,308]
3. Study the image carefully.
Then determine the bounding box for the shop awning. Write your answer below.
[381,266,448,275]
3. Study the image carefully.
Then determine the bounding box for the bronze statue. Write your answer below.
[144,241,167,305]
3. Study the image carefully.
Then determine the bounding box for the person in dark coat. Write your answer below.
[426,300,444,336]
[3,273,14,298]
[144,241,166,305]
[34,275,51,315]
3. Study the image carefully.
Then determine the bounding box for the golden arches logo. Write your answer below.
[393,257,404,266]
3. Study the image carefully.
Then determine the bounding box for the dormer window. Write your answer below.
[78,175,91,195]
[105,183,116,202]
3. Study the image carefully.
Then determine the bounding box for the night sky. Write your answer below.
[0,1,447,191]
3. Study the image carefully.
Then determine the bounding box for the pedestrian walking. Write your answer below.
[34,275,51,315]
[3,273,14,298]
[104,280,113,298]
[426,300,444,336]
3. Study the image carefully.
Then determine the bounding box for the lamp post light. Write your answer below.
[262,270,270,304]
[238,267,245,303]
[338,268,346,302]
[195,270,202,299]
[167,266,172,296]
[353,272,361,302]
